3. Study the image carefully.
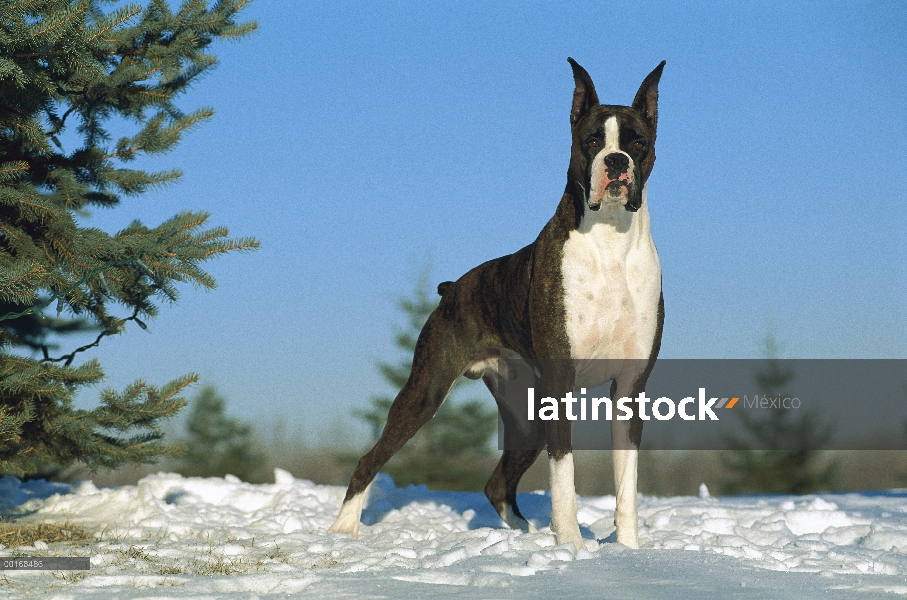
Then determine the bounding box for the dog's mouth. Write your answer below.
[588,198,638,212]
[606,180,627,197]
[588,179,635,212]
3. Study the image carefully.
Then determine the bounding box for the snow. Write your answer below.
[1,469,906,598]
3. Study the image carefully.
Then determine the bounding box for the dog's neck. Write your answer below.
[559,183,652,261]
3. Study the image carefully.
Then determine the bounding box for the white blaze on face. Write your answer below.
[603,115,620,153]
[588,116,635,207]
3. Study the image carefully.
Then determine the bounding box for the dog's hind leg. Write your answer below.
[329,311,475,538]
[478,357,545,532]
[484,404,544,532]
[485,447,544,532]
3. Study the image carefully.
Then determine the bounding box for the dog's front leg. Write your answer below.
[609,379,642,549]
[548,449,582,553]
[546,416,583,554]
[610,431,639,549]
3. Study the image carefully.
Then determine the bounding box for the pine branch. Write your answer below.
[0,0,258,477]
[41,306,141,366]
[84,5,142,44]
[0,255,145,322]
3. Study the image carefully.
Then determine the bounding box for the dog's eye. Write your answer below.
[633,140,647,151]
[587,139,601,149]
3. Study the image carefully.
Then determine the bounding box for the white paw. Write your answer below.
[556,528,584,555]
[327,515,360,539]
[614,514,639,549]
[499,505,536,533]
[328,485,372,540]
[616,530,639,549]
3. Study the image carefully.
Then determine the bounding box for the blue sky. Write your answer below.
[70,1,906,442]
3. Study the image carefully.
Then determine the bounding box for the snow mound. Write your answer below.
[1,470,906,597]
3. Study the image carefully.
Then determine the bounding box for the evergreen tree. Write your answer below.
[353,270,498,491]
[0,1,258,477]
[175,385,265,482]
[720,332,837,494]
[902,392,907,483]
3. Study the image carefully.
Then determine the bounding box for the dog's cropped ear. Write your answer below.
[568,58,599,126]
[632,61,666,131]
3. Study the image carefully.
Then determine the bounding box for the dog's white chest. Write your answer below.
[561,204,661,370]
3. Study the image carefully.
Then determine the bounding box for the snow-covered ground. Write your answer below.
[1,470,906,598]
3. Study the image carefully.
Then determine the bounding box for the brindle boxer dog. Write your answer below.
[330,59,666,552]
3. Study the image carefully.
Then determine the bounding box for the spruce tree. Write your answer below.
[719,333,837,494]
[175,385,266,483]
[353,270,498,491]
[0,1,258,477]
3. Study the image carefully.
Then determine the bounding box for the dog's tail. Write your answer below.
[437,281,454,297]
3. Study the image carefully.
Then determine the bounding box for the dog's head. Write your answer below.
[567,59,665,214]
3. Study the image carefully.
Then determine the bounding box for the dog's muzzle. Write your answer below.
[586,152,639,212]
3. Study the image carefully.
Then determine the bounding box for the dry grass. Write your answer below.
[0,519,91,547]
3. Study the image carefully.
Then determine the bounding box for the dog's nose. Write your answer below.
[604,153,629,172]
